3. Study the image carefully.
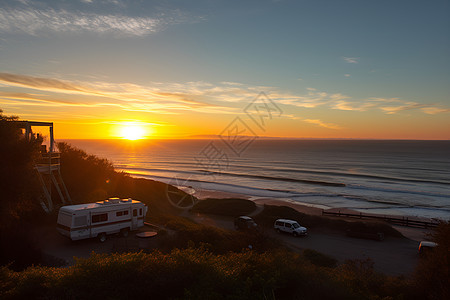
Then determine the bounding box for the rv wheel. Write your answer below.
[121,228,129,237]
[98,233,107,243]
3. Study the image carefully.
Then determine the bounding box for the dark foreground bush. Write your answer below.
[0,248,411,300]
[303,249,338,268]
[191,198,256,217]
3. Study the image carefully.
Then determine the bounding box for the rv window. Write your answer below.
[74,216,87,227]
[133,209,137,217]
[92,213,108,223]
[139,208,142,215]
[116,210,129,217]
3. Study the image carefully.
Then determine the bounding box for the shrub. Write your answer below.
[303,249,338,268]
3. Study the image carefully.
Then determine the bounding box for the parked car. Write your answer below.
[418,241,437,256]
[234,216,258,231]
[274,219,307,237]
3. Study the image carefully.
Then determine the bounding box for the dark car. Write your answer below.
[234,216,258,231]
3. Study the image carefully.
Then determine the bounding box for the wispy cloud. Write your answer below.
[0,73,240,115]
[0,7,197,36]
[343,57,359,64]
[303,119,342,130]
[0,72,448,118]
[0,73,91,94]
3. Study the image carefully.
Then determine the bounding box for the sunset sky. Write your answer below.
[0,0,449,140]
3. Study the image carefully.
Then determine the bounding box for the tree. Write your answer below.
[57,142,116,203]
[0,109,43,225]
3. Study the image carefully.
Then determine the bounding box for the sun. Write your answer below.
[119,123,147,140]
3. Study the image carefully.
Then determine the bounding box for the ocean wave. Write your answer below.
[198,170,346,187]
[119,163,450,186]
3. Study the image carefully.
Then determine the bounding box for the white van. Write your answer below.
[274,219,307,237]
[57,198,147,242]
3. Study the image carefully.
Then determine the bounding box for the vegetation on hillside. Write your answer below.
[0,247,413,300]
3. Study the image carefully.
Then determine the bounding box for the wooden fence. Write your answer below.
[322,210,440,229]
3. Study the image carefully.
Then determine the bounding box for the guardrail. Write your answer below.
[322,210,440,229]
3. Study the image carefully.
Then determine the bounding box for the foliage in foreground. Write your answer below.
[0,248,411,300]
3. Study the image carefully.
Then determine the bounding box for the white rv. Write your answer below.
[57,198,148,242]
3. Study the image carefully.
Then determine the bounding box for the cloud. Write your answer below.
[0,73,90,94]
[303,119,342,130]
[0,7,195,36]
[343,57,359,63]
[421,107,450,114]
[0,72,242,115]
[1,72,448,119]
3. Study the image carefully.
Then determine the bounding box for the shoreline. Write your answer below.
[191,188,438,222]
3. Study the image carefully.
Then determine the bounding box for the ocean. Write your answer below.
[61,139,450,220]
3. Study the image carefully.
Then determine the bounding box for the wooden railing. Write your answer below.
[322,210,440,229]
[35,152,60,173]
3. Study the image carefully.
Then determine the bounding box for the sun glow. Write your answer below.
[118,123,148,140]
